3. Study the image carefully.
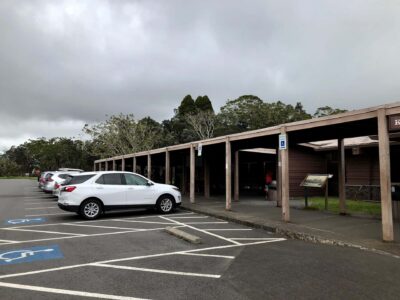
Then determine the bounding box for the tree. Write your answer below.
[186,110,216,140]
[0,157,21,176]
[313,106,347,118]
[194,95,213,112]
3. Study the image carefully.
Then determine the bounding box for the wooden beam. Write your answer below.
[165,150,170,184]
[133,156,137,173]
[276,148,282,207]
[234,150,239,201]
[204,157,210,198]
[190,145,195,203]
[377,109,394,241]
[338,138,346,214]
[226,139,232,210]
[280,128,290,222]
[147,154,152,179]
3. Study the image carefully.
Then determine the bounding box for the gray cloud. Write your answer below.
[1,0,400,151]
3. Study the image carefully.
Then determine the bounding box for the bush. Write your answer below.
[0,157,22,176]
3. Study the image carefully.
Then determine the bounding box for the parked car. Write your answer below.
[49,172,81,196]
[38,171,51,189]
[58,171,181,219]
[58,168,84,172]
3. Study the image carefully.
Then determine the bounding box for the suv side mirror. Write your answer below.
[146,181,154,186]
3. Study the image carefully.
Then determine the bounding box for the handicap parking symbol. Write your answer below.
[5,218,46,225]
[0,245,63,265]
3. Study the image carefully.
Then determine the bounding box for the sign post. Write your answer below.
[300,174,333,209]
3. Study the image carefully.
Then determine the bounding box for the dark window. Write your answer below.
[124,174,148,186]
[65,174,95,185]
[96,173,123,185]
[59,174,69,179]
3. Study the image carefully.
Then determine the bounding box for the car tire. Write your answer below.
[80,199,102,220]
[156,195,175,214]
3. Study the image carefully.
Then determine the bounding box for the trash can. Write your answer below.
[392,185,400,221]
[268,180,277,203]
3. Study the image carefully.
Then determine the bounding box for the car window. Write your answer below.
[59,174,69,179]
[96,174,123,185]
[65,174,95,185]
[124,174,148,186]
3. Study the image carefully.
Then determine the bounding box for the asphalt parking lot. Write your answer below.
[0,179,400,300]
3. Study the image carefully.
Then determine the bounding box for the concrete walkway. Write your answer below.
[181,196,400,258]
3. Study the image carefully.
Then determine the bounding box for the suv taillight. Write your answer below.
[55,183,60,189]
[63,186,76,192]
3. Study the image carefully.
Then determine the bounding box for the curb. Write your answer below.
[180,206,400,260]
[165,226,201,244]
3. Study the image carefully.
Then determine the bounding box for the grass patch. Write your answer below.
[0,176,37,180]
[307,197,381,216]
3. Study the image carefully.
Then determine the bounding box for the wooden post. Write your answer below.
[226,139,232,210]
[133,156,137,173]
[121,158,125,171]
[112,160,116,171]
[234,150,239,201]
[181,156,186,195]
[280,127,290,222]
[204,157,210,198]
[190,144,195,203]
[338,138,346,214]
[165,150,171,184]
[377,109,394,242]
[277,147,282,207]
[93,162,96,171]
[147,154,152,179]
[105,161,109,171]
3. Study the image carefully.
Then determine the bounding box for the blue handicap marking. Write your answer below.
[5,218,46,225]
[0,245,63,265]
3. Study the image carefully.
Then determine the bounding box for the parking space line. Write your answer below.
[184,222,229,225]
[205,229,253,231]
[179,253,234,259]
[168,216,209,219]
[25,213,73,217]
[0,282,149,300]
[62,223,145,231]
[160,216,242,245]
[112,219,175,225]
[25,207,59,210]
[24,202,54,205]
[92,263,221,278]
[0,227,169,246]
[4,228,87,236]
[0,240,285,280]
[231,238,286,241]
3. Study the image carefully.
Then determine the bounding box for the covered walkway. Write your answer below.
[95,102,400,242]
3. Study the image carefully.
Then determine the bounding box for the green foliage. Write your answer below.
[194,95,213,112]
[308,197,381,216]
[0,157,23,176]
[313,106,347,118]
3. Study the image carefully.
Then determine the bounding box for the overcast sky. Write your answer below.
[1,0,400,152]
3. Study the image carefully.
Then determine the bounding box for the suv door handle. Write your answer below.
[96,187,104,190]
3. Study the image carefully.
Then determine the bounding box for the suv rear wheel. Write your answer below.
[80,199,102,220]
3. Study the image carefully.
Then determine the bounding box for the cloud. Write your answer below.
[1,0,400,150]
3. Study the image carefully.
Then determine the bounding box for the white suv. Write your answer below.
[58,171,182,219]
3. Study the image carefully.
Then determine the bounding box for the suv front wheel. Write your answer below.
[80,199,102,220]
[156,195,175,214]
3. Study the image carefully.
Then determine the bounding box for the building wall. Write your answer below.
[289,147,327,197]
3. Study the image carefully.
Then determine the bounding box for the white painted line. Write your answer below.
[179,253,234,259]
[25,207,58,210]
[0,239,285,280]
[0,227,167,246]
[168,216,209,219]
[24,202,54,205]
[61,223,139,231]
[205,229,253,231]
[231,238,286,241]
[124,212,195,220]
[160,216,242,245]
[0,282,148,300]
[92,263,221,279]
[0,239,19,243]
[4,228,87,236]
[184,222,229,225]
[112,219,174,225]
[25,213,73,217]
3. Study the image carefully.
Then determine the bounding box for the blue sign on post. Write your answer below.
[5,218,46,225]
[279,134,287,150]
[0,245,63,265]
